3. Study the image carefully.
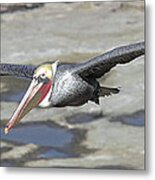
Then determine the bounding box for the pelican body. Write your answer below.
[0,41,145,133]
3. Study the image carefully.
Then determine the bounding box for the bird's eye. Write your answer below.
[40,73,46,79]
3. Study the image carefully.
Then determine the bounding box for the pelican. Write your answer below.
[0,41,145,134]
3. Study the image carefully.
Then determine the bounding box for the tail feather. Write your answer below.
[98,86,120,97]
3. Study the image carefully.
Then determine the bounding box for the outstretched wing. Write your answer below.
[74,41,145,79]
[0,62,76,79]
[0,42,145,80]
[0,63,36,79]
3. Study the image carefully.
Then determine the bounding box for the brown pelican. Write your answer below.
[0,41,145,134]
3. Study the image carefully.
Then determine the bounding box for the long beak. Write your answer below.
[4,79,52,134]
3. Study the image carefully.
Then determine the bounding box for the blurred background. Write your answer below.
[0,1,144,169]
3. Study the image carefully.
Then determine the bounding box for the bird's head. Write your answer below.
[4,61,59,134]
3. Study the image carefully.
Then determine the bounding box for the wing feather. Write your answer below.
[0,63,36,79]
[74,41,145,79]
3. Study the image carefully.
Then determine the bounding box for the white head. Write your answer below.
[5,61,59,134]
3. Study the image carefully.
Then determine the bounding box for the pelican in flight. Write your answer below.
[0,41,145,134]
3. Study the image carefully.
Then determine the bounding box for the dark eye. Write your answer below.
[40,73,46,79]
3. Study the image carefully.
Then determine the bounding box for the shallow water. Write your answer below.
[1,90,25,102]
[1,77,29,102]
[38,149,78,159]
[1,123,73,148]
[1,122,82,162]
[110,110,144,126]
[0,1,144,168]
[67,113,102,124]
